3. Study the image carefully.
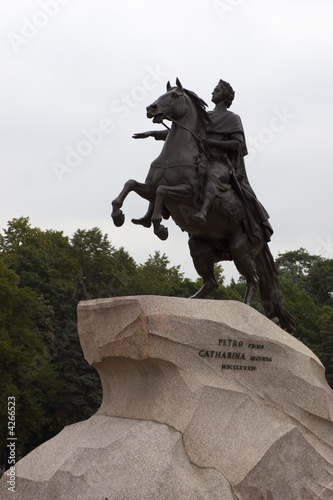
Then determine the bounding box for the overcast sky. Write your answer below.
[1,0,333,282]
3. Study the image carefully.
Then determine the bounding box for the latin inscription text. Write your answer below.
[198,338,273,372]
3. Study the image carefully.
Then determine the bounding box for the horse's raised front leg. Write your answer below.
[151,183,191,240]
[111,179,154,227]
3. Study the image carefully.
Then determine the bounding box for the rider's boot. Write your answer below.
[131,202,153,228]
[131,216,152,228]
[190,211,207,224]
[190,194,214,224]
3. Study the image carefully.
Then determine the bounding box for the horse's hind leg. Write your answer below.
[228,227,259,305]
[111,180,154,227]
[188,237,219,299]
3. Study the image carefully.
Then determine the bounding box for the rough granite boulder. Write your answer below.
[1,296,333,500]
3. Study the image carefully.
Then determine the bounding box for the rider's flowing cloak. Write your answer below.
[207,109,273,243]
[208,110,248,177]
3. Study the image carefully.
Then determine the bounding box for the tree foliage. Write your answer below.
[0,260,59,462]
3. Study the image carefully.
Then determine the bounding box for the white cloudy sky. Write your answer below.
[1,0,333,282]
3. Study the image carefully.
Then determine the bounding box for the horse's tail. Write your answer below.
[254,244,296,334]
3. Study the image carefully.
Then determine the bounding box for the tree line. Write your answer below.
[0,217,332,467]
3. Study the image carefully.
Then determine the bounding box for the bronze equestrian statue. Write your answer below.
[111,79,296,334]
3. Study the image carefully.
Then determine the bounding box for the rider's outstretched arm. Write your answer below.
[205,131,244,151]
[205,138,242,151]
[132,130,169,141]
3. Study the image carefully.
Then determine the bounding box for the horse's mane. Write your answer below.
[182,88,213,129]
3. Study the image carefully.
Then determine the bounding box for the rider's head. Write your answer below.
[212,80,235,108]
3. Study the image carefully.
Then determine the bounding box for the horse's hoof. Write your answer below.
[190,281,218,299]
[155,226,168,241]
[112,210,125,227]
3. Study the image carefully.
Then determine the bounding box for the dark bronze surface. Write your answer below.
[112,79,295,333]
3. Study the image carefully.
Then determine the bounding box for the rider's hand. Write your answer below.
[132,131,154,139]
[204,138,219,147]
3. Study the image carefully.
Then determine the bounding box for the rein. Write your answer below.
[161,112,221,163]
[162,113,205,148]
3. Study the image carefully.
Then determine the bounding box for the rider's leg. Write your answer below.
[190,180,216,224]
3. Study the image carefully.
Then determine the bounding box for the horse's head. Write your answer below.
[146,79,188,124]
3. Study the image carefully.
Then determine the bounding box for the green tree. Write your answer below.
[223,276,247,302]
[0,219,105,459]
[0,260,59,465]
[107,247,137,297]
[273,250,333,387]
[0,217,75,323]
[70,229,138,298]
[305,260,333,307]
[277,273,325,343]
[132,251,195,297]
[313,311,333,387]
[275,248,322,292]
[70,228,115,298]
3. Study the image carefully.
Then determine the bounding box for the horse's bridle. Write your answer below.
[161,112,222,163]
[161,112,204,146]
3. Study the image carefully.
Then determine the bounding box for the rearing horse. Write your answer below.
[111,79,295,334]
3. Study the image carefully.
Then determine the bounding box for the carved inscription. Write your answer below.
[199,351,245,360]
[198,338,273,372]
